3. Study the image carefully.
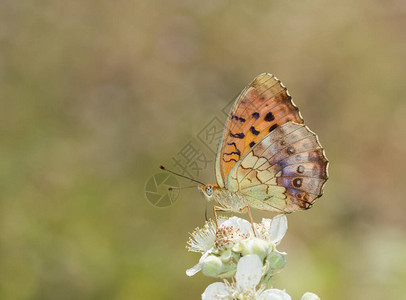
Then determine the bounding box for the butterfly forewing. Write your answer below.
[216,73,304,188]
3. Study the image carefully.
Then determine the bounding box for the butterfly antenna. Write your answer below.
[159,165,205,186]
[168,185,197,191]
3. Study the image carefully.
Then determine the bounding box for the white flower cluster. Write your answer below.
[186,215,321,300]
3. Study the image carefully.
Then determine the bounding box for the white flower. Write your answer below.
[187,215,288,278]
[259,289,291,300]
[301,292,320,300]
[186,217,251,277]
[190,215,318,300]
[202,255,263,299]
[202,255,292,300]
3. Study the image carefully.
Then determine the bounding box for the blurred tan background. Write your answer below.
[1,0,405,299]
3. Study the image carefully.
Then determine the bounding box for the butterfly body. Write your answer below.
[200,73,328,214]
[201,184,247,212]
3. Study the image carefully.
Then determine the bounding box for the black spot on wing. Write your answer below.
[250,126,260,136]
[223,158,238,163]
[269,124,278,132]
[224,142,241,158]
[252,112,260,119]
[224,151,241,157]
[229,132,245,139]
[264,112,275,121]
[231,115,245,123]
[249,141,256,148]
[227,142,238,150]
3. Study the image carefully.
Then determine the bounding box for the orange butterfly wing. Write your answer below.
[216,73,304,187]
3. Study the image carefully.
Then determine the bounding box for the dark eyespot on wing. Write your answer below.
[292,178,302,187]
[249,141,255,148]
[252,112,260,119]
[286,146,295,155]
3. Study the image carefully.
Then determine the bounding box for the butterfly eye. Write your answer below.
[205,185,213,196]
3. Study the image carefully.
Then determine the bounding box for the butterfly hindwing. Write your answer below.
[216,73,304,188]
[227,122,328,213]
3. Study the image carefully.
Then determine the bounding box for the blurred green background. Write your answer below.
[1,0,405,299]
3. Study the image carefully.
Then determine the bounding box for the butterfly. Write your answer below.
[198,73,328,222]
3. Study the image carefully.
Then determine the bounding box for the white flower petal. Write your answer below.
[220,216,253,235]
[269,215,288,244]
[235,254,263,290]
[261,218,272,231]
[259,288,292,300]
[202,282,229,300]
[301,292,320,300]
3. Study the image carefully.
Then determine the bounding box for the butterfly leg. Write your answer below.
[213,205,224,228]
[213,205,233,229]
[239,205,257,237]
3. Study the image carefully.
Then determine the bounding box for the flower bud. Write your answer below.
[202,255,223,277]
[301,292,320,300]
[239,237,270,260]
[268,252,286,270]
[219,249,232,263]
